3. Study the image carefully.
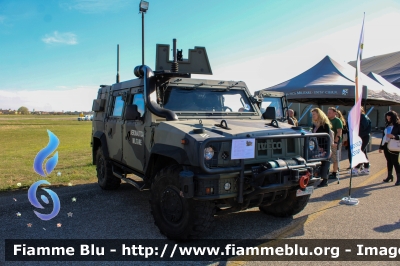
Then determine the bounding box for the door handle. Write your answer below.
[125,131,130,140]
[108,128,112,136]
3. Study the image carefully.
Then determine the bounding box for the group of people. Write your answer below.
[308,107,346,187]
[288,107,400,187]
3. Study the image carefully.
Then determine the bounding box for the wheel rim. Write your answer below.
[160,186,184,224]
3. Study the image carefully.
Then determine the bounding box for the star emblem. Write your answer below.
[16,212,21,217]
[27,223,32,227]
[72,197,76,202]
[67,212,73,217]
[57,223,62,228]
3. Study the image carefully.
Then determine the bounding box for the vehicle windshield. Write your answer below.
[260,97,284,119]
[162,86,255,113]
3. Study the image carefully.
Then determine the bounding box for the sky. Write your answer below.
[1,0,400,112]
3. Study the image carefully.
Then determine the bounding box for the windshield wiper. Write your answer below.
[178,87,196,90]
[205,112,226,115]
[192,82,204,88]
[211,88,230,92]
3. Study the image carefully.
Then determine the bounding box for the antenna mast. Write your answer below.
[171,38,178,72]
[116,44,120,83]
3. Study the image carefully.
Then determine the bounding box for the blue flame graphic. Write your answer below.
[33,130,59,177]
[28,180,61,221]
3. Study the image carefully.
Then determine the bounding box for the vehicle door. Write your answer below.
[122,87,146,173]
[105,89,128,162]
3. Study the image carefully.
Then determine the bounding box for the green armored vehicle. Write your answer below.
[91,40,330,240]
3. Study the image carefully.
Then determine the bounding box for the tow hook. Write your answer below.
[299,171,311,189]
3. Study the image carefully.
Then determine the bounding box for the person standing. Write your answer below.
[327,107,343,181]
[354,107,372,174]
[336,110,347,173]
[311,108,332,187]
[380,110,400,185]
[288,109,298,126]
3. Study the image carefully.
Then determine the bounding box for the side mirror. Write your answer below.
[92,99,105,112]
[262,107,276,120]
[124,105,141,120]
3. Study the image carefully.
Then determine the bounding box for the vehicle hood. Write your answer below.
[156,118,305,141]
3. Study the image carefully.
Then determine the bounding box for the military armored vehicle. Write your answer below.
[91,40,331,240]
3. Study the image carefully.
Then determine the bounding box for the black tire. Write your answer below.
[259,190,310,217]
[150,165,215,240]
[96,148,121,190]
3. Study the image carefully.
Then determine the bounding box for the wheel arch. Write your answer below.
[144,153,179,185]
[92,131,109,165]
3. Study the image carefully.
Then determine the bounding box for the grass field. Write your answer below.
[0,115,97,191]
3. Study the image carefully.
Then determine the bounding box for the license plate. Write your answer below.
[296,186,314,197]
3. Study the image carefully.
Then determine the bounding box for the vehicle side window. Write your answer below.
[112,96,124,117]
[261,98,283,118]
[131,93,145,118]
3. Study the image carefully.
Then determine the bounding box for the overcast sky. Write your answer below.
[1,0,399,111]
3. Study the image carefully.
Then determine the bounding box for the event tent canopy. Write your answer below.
[349,51,400,88]
[260,56,400,106]
[367,72,400,103]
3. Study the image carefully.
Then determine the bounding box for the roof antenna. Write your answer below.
[116,44,120,83]
[171,38,178,73]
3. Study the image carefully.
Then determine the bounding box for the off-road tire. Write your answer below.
[150,165,215,240]
[259,190,310,217]
[96,148,121,190]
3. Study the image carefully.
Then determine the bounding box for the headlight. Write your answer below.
[309,140,316,151]
[224,182,231,191]
[204,147,214,160]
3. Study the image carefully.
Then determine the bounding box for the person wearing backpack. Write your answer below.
[353,107,372,175]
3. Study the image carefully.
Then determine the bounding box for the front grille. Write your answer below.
[202,134,330,169]
[256,138,297,157]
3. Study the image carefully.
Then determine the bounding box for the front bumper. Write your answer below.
[181,159,322,201]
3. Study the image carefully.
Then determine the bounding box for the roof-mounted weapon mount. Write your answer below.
[155,39,212,75]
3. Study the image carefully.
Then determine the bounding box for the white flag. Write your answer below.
[349,14,368,168]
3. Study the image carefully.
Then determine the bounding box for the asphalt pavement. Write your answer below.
[1,132,399,265]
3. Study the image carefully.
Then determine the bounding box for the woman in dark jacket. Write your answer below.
[311,108,332,187]
[379,110,400,185]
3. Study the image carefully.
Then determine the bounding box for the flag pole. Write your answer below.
[341,13,366,206]
[349,167,353,197]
